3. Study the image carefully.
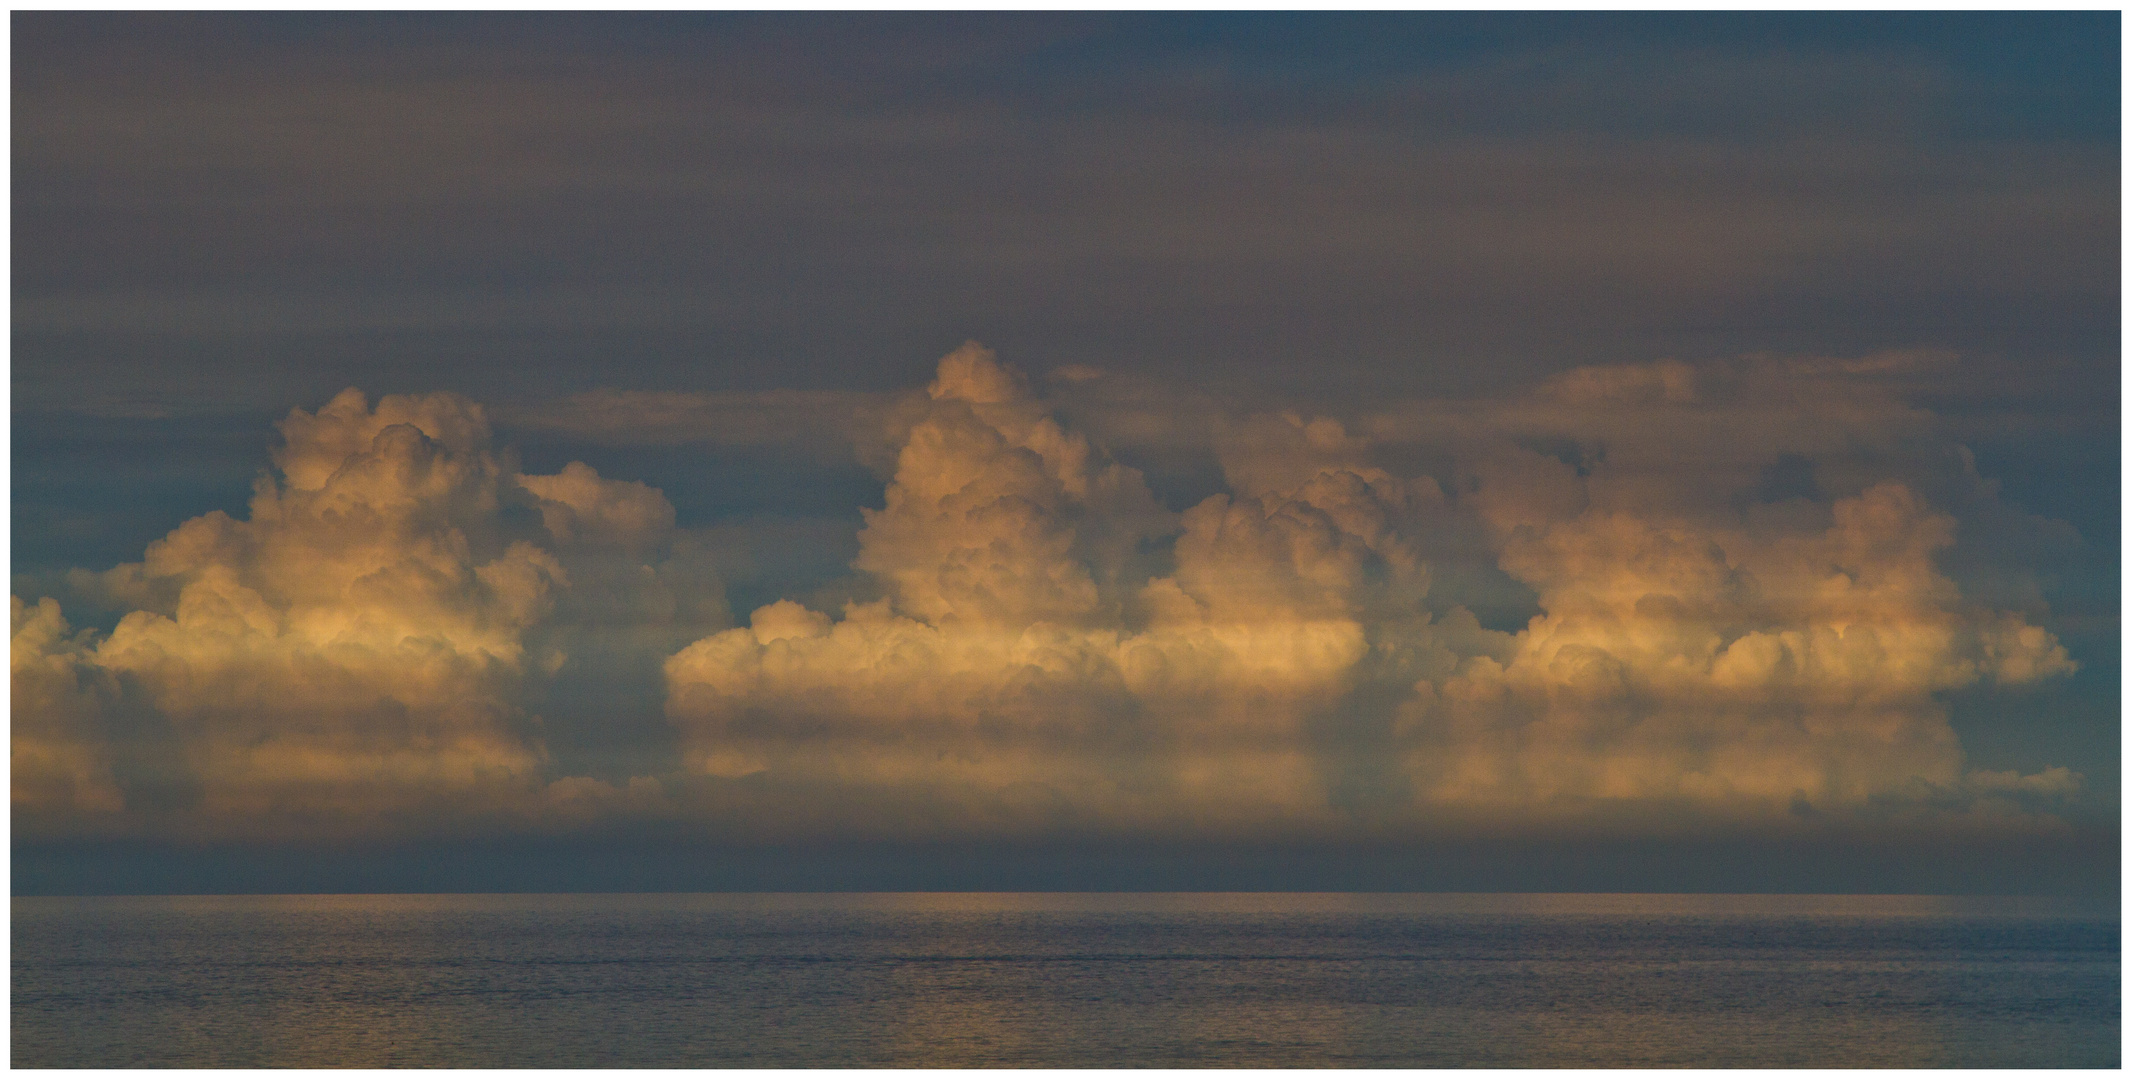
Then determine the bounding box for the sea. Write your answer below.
[11,892,2119,1068]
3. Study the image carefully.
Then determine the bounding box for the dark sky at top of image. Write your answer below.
[14,12,2119,409]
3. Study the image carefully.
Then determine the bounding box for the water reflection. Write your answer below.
[13,893,2118,1067]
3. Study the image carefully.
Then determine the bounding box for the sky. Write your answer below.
[11,12,2120,894]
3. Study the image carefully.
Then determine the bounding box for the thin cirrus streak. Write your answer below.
[12,343,2080,843]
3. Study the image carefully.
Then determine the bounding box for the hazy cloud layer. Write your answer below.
[14,14,2115,421]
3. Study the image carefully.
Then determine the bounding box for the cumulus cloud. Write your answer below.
[15,347,2090,844]
[667,346,1452,836]
[12,596,128,816]
[1404,480,2072,823]
[666,345,2082,840]
[14,388,722,838]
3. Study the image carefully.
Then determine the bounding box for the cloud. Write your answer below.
[16,15,2112,429]
[666,345,1452,837]
[1405,481,2072,822]
[11,596,128,816]
[14,389,723,839]
[15,348,2090,844]
[665,345,2081,840]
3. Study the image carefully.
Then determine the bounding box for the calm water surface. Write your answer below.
[12,892,2118,1067]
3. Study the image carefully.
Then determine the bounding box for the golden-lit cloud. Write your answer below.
[1405,479,2072,821]
[666,345,2081,840]
[12,596,128,815]
[13,389,719,838]
[666,346,1451,836]
[14,348,2088,843]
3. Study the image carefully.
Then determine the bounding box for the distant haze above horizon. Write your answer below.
[12,13,2118,892]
